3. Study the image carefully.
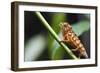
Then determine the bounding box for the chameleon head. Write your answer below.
[60,22,72,35]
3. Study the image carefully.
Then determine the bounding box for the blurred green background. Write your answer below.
[24,11,90,61]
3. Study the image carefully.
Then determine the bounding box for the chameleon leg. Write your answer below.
[71,48,79,51]
[71,45,80,51]
[60,40,69,43]
[60,34,70,43]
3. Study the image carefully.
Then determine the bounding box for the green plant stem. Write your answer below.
[35,12,78,59]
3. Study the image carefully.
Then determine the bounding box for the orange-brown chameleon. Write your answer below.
[60,22,88,58]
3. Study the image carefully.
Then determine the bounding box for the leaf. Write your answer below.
[51,45,64,60]
[25,34,47,61]
[72,20,90,36]
[51,13,66,34]
[48,13,66,57]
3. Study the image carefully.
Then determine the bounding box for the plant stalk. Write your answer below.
[35,12,78,59]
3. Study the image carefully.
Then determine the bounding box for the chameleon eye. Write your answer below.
[64,25,67,27]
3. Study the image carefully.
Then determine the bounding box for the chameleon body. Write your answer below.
[60,22,88,58]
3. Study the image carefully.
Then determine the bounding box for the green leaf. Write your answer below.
[48,13,66,58]
[52,46,64,60]
[51,13,66,33]
[72,20,90,36]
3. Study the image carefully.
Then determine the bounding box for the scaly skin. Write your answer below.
[61,22,88,58]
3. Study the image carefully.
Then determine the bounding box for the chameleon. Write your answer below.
[60,22,88,58]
